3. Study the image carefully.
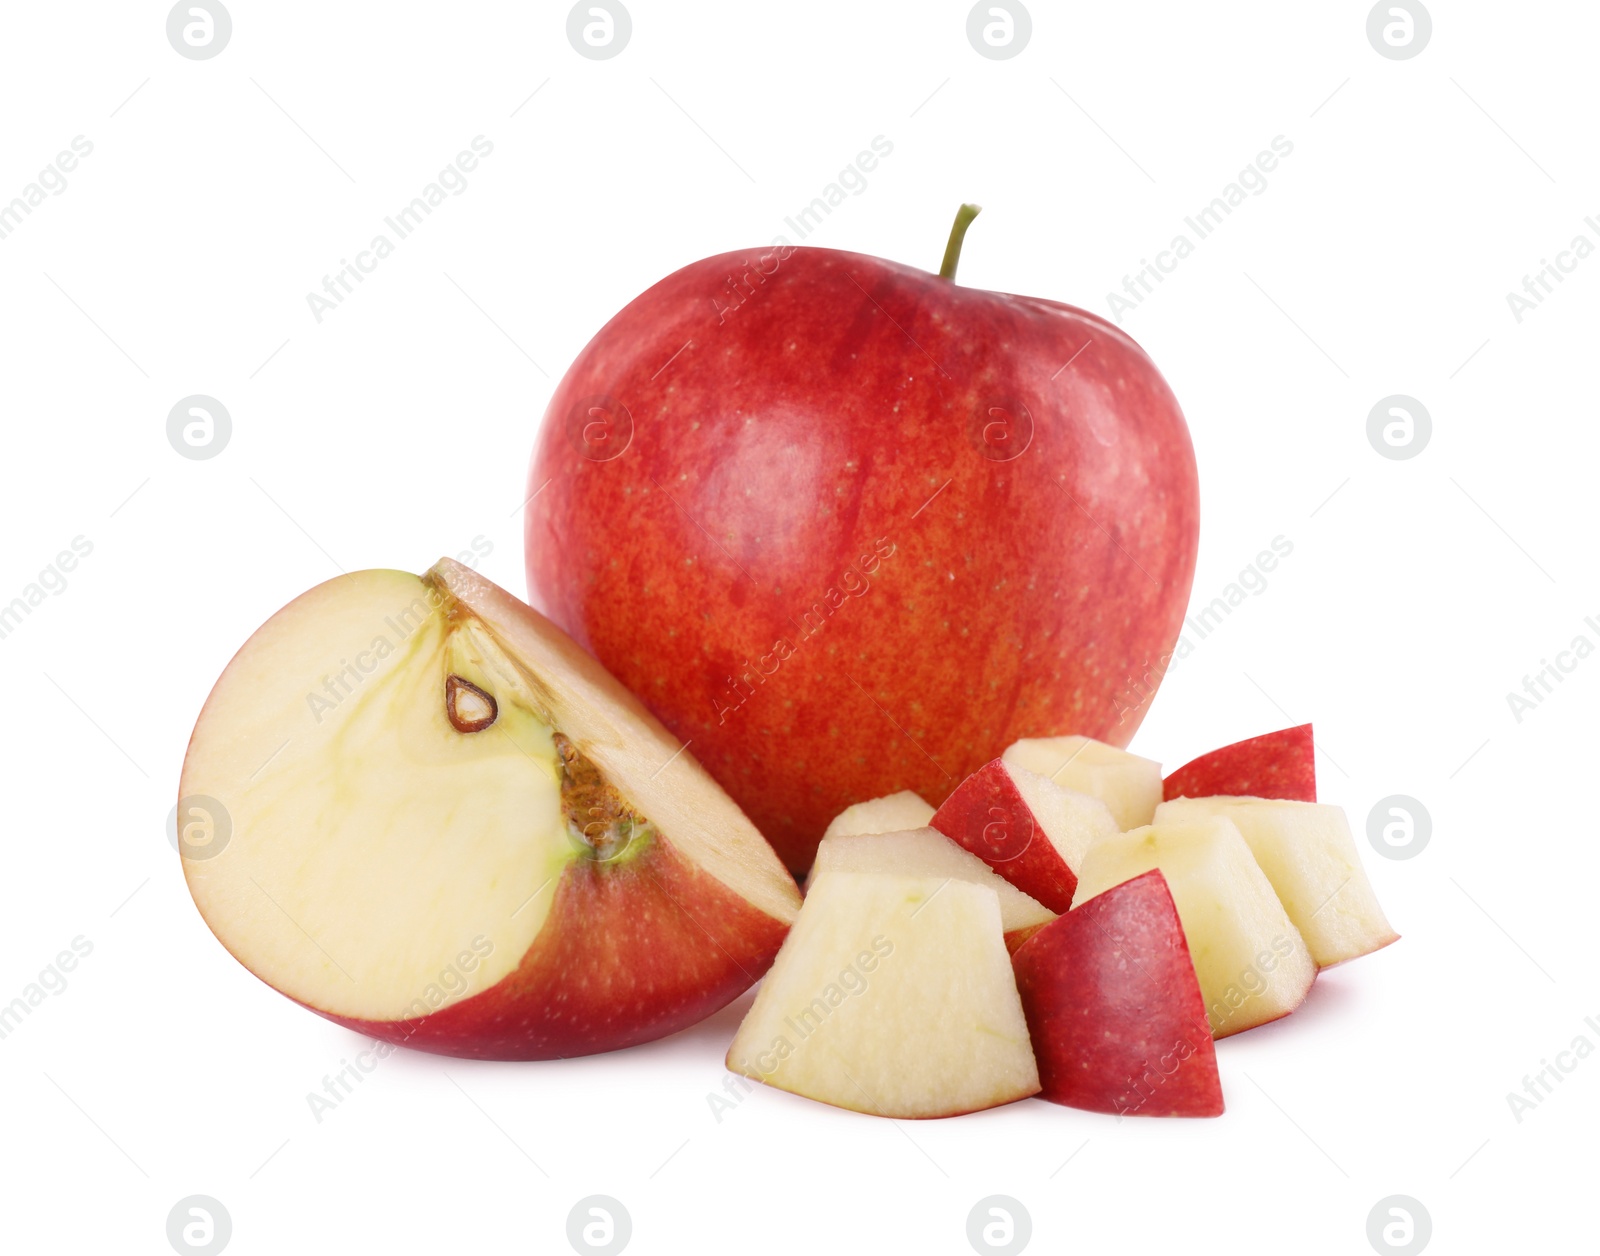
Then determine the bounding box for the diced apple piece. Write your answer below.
[1003,735,1162,830]
[726,870,1040,1117]
[822,790,936,841]
[930,758,1117,913]
[1013,869,1222,1117]
[1073,818,1316,1037]
[804,827,1055,952]
[1155,797,1397,968]
[1163,725,1316,802]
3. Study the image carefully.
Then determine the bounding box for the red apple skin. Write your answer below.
[525,245,1199,873]
[1163,724,1316,803]
[929,758,1078,913]
[317,834,789,1060]
[1012,869,1222,1117]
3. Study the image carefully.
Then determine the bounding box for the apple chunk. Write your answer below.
[726,870,1040,1117]
[1002,735,1162,830]
[822,791,936,841]
[930,758,1116,913]
[179,559,800,1059]
[1073,818,1316,1037]
[1012,870,1222,1117]
[804,828,1055,952]
[1155,797,1397,968]
[1164,725,1316,803]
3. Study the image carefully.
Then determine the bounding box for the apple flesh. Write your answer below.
[804,827,1055,952]
[930,758,1117,913]
[1002,735,1162,831]
[179,560,800,1059]
[1072,818,1316,1037]
[726,868,1039,1117]
[525,224,1200,873]
[1012,869,1222,1117]
[1164,725,1316,803]
[822,790,935,841]
[1155,797,1397,968]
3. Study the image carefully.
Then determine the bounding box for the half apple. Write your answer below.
[178,559,801,1059]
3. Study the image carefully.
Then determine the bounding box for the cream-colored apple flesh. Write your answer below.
[1073,818,1317,1037]
[822,791,936,841]
[1155,797,1398,968]
[803,828,1055,942]
[179,560,799,1058]
[727,870,1040,1117]
[1003,735,1162,831]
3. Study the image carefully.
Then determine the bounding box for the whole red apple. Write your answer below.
[526,208,1199,872]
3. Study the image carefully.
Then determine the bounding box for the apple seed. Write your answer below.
[445,674,498,733]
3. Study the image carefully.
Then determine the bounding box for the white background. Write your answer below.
[1,2,1594,1253]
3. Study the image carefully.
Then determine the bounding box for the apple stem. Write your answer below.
[938,204,983,281]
